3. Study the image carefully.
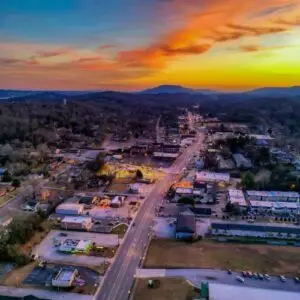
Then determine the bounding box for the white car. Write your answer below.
[236,276,245,283]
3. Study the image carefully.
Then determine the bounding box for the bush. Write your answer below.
[11,178,21,188]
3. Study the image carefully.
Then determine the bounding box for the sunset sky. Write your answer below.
[1,0,300,91]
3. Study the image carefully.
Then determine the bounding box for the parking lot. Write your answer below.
[33,230,118,266]
[23,264,100,294]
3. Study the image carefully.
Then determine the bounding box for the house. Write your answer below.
[61,216,92,231]
[210,221,300,240]
[175,210,196,240]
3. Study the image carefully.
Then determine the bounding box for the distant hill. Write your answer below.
[245,86,300,97]
[139,85,219,95]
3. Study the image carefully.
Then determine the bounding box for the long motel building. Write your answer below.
[211,221,300,239]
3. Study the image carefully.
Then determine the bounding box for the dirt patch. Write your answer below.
[145,239,300,276]
[2,262,37,287]
[133,278,198,300]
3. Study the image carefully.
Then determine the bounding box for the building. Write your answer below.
[210,221,300,239]
[175,210,196,239]
[55,203,84,215]
[153,152,178,159]
[246,190,299,202]
[232,153,252,169]
[110,196,124,208]
[58,239,93,253]
[61,216,92,231]
[209,282,300,300]
[250,200,300,214]
[52,268,78,287]
[227,189,248,210]
[129,183,140,194]
[195,171,230,184]
[175,187,193,197]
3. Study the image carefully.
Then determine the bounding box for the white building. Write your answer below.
[56,203,84,215]
[246,190,299,202]
[227,189,248,209]
[61,216,92,231]
[195,171,230,183]
[52,268,78,287]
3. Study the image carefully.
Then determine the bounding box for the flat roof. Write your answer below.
[246,190,299,198]
[54,269,76,281]
[228,189,247,206]
[196,171,230,183]
[209,283,300,300]
[56,203,85,210]
[249,134,274,140]
[61,216,92,223]
[250,200,300,209]
[153,152,178,158]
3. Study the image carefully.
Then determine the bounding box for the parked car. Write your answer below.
[241,271,247,277]
[279,275,286,282]
[227,269,232,275]
[264,274,270,280]
[236,276,245,283]
[258,274,264,280]
[294,277,300,283]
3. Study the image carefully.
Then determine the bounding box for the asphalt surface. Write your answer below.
[95,133,204,300]
[136,268,300,293]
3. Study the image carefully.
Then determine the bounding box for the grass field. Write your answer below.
[145,239,300,276]
[133,278,198,300]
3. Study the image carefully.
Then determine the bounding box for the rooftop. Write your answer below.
[176,210,196,233]
[61,216,92,224]
[246,190,299,198]
[196,171,230,183]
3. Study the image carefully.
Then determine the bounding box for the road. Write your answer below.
[136,268,300,293]
[95,133,205,300]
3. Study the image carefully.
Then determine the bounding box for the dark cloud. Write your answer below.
[275,16,300,25]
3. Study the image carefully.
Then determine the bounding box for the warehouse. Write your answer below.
[55,203,84,215]
[60,216,92,231]
[52,268,78,287]
[211,222,300,239]
[195,171,230,183]
[246,190,299,202]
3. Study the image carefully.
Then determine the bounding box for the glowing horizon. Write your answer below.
[1,0,300,91]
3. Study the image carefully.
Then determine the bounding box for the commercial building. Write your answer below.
[175,210,196,240]
[153,152,178,159]
[52,268,78,287]
[55,203,84,215]
[246,190,299,202]
[227,189,248,209]
[195,172,230,184]
[61,216,92,231]
[58,239,93,253]
[210,221,300,239]
[250,200,300,214]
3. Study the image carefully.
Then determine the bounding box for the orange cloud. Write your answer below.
[275,16,300,25]
[240,45,263,52]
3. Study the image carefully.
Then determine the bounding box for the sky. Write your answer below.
[1,0,300,91]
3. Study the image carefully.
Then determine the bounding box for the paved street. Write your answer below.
[95,133,204,300]
[136,268,300,293]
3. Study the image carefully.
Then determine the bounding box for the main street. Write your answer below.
[95,133,204,300]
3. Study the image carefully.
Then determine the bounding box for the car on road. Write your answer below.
[227,269,232,275]
[279,275,286,282]
[258,273,264,280]
[294,277,300,283]
[236,276,245,283]
[59,232,68,237]
[264,274,270,281]
[246,271,252,278]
